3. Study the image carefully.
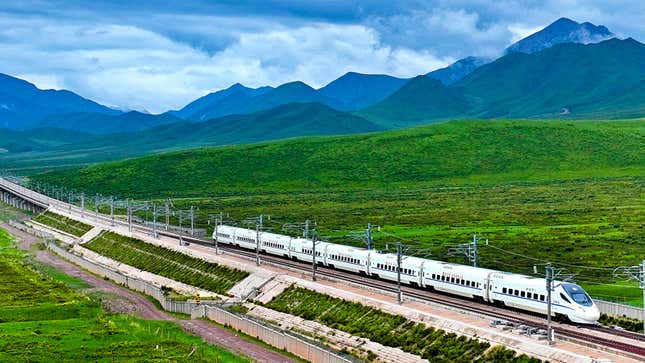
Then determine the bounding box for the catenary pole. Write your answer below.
[397,242,402,304]
[80,193,85,218]
[546,263,554,345]
[256,214,263,266]
[312,231,317,282]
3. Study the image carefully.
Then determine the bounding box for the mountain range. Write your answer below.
[0,73,119,130]
[0,17,642,169]
[427,17,615,85]
[363,38,645,126]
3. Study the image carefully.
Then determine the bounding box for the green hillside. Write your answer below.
[0,102,379,173]
[359,76,469,128]
[36,119,644,197]
[361,38,645,128]
[457,38,645,119]
[32,119,645,304]
[0,128,94,153]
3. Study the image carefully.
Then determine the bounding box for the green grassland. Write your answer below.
[266,285,541,362]
[84,231,249,295]
[0,227,247,362]
[33,211,93,237]
[33,119,645,305]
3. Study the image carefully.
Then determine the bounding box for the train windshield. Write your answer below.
[562,283,593,306]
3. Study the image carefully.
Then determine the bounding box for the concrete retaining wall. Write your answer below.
[596,299,644,321]
[45,240,350,363]
[200,305,351,363]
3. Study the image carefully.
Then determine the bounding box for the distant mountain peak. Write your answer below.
[318,72,408,111]
[279,81,313,89]
[427,56,492,85]
[506,18,614,54]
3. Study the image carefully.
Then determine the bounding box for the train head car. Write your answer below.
[489,273,599,324]
[555,282,600,324]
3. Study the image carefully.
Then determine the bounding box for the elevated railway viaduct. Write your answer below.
[0,177,48,213]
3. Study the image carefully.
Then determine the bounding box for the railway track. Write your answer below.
[3,181,644,359]
[158,232,645,359]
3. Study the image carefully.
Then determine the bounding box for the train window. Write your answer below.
[540,295,545,301]
[520,291,525,298]
[533,293,538,300]
[460,279,464,285]
[560,293,571,304]
[502,287,507,294]
[514,289,519,296]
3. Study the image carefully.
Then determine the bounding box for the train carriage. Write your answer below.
[230,226,258,249]
[368,252,424,286]
[212,224,600,324]
[324,243,370,274]
[422,260,491,300]
[259,231,292,258]
[213,225,237,245]
[288,237,330,264]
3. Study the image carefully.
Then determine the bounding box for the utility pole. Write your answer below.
[304,219,310,239]
[179,210,183,239]
[397,242,403,304]
[546,263,554,345]
[152,203,158,238]
[283,219,317,280]
[256,214,263,266]
[543,263,575,345]
[614,260,645,333]
[165,198,170,231]
[190,206,195,237]
[473,234,478,268]
[80,193,85,218]
[448,234,487,267]
[110,197,115,226]
[127,199,132,232]
[213,215,219,254]
[312,231,318,282]
[214,212,223,254]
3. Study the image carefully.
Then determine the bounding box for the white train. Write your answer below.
[214,225,600,324]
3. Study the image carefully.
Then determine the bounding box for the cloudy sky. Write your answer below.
[1,0,643,113]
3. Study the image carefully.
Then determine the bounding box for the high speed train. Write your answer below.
[214,225,600,324]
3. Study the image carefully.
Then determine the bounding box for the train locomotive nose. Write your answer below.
[586,304,601,322]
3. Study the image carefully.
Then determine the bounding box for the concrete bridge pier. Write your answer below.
[0,188,44,214]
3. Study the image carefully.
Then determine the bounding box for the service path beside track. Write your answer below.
[0,221,298,363]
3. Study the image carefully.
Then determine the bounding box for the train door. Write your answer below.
[483,273,493,302]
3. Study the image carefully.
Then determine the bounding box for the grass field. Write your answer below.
[32,119,645,305]
[84,231,249,295]
[266,285,541,362]
[33,211,93,237]
[0,227,247,362]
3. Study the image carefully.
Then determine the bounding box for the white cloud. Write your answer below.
[507,24,543,43]
[0,0,643,113]
[0,18,452,113]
